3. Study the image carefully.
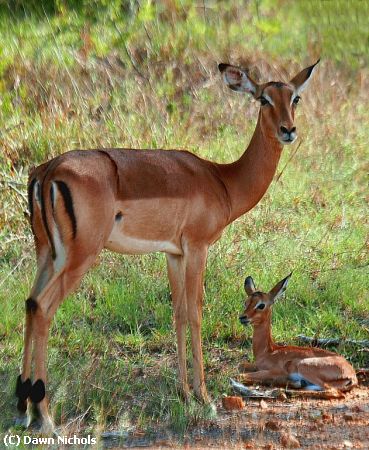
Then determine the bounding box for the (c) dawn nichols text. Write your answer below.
[22,435,97,445]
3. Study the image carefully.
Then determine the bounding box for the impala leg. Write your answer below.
[25,260,94,432]
[15,310,33,428]
[31,305,54,432]
[16,270,62,431]
[295,364,338,392]
[241,369,287,385]
[184,244,209,403]
[166,254,189,399]
[239,362,258,373]
[16,250,52,427]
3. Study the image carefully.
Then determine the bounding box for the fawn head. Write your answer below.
[239,273,292,326]
[219,60,319,145]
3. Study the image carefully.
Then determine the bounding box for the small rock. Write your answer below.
[343,413,355,421]
[265,420,280,431]
[322,412,332,422]
[280,431,300,448]
[222,395,245,410]
[260,399,268,409]
[342,440,353,448]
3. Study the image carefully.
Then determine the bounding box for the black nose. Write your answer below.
[280,126,296,134]
[239,315,249,325]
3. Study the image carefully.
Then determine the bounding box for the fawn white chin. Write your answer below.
[239,274,357,394]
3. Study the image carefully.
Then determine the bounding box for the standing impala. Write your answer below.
[239,274,357,393]
[16,60,319,431]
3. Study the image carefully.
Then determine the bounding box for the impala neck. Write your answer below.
[252,310,275,358]
[218,112,283,222]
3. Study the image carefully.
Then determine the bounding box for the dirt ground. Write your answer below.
[103,377,369,449]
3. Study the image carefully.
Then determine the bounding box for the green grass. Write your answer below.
[0,0,368,440]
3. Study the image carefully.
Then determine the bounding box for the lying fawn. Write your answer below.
[239,274,357,393]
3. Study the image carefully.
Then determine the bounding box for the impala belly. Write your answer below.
[104,200,184,255]
[105,227,182,255]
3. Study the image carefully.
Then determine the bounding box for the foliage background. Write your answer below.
[0,0,368,437]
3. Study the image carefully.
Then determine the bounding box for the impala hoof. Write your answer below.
[27,400,55,434]
[14,414,31,429]
[194,387,211,405]
[28,417,55,434]
[177,383,191,403]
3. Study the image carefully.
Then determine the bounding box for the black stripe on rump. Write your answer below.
[27,178,37,222]
[55,180,77,239]
[40,183,56,260]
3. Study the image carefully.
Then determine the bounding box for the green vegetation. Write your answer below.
[0,0,368,439]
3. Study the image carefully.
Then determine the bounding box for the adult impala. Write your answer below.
[239,274,357,394]
[16,59,319,431]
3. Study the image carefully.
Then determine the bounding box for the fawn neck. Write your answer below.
[218,112,282,222]
[252,309,275,359]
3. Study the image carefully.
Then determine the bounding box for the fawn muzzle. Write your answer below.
[239,315,250,326]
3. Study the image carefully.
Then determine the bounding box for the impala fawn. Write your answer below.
[239,274,357,394]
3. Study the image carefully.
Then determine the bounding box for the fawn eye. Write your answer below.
[259,96,270,106]
[256,303,265,310]
[293,96,301,105]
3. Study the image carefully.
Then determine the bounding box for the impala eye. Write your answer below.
[259,96,270,106]
[256,303,265,310]
[293,96,301,105]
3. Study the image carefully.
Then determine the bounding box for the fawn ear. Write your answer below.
[269,273,292,303]
[244,276,256,295]
[219,64,259,97]
[290,59,320,95]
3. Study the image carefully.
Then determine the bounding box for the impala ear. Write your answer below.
[244,276,256,295]
[290,59,320,95]
[269,273,292,303]
[219,63,259,97]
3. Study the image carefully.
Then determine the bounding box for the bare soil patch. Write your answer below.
[102,384,369,449]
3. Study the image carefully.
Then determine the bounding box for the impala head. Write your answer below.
[219,60,320,145]
[239,273,292,326]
